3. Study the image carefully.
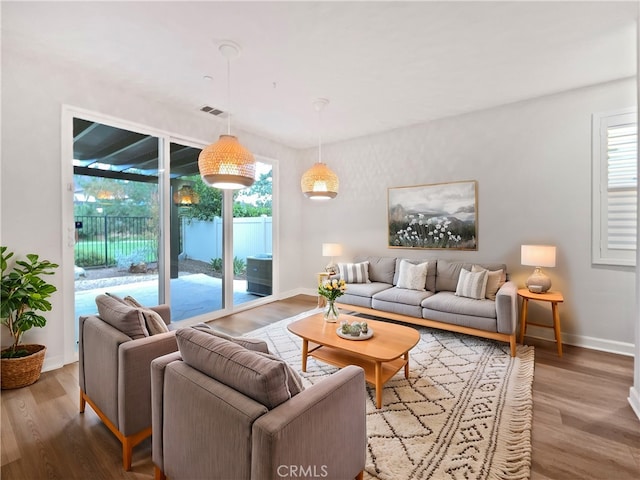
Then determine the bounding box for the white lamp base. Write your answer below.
[526,267,551,293]
[325,261,338,275]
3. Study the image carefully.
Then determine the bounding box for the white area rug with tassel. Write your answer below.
[246,309,534,480]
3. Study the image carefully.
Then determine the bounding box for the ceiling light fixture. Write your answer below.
[198,41,256,190]
[301,98,339,200]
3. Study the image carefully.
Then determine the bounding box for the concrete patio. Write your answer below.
[75,273,261,323]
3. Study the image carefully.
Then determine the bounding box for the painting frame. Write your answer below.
[388,180,478,250]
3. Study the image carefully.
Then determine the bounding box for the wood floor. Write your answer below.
[1,294,638,479]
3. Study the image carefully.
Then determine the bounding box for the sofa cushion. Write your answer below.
[422,291,497,318]
[192,323,270,353]
[455,268,488,300]
[355,256,396,284]
[396,260,428,291]
[256,351,305,397]
[176,328,295,409]
[95,294,149,339]
[435,259,466,292]
[339,282,392,298]
[373,286,433,306]
[338,261,370,283]
[471,265,506,301]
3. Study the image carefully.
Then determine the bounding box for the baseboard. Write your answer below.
[523,325,634,356]
[301,295,635,357]
[42,353,65,373]
[629,386,640,421]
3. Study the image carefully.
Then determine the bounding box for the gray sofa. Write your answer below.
[151,328,367,480]
[335,256,518,356]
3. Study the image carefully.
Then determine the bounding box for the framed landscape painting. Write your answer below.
[388,180,478,250]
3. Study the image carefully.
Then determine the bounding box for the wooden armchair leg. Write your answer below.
[155,466,167,480]
[355,471,364,480]
[122,437,133,471]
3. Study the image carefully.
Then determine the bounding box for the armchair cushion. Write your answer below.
[176,328,297,409]
[95,294,149,339]
[192,323,269,353]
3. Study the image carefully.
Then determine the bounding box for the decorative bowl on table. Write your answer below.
[336,321,373,341]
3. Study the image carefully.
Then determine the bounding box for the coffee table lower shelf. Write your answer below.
[307,344,408,408]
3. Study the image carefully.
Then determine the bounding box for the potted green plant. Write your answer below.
[1,246,59,389]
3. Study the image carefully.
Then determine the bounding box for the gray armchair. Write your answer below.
[78,295,178,471]
[151,328,367,480]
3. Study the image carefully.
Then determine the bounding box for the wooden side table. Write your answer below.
[316,272,329,307]
[518,288,564,356]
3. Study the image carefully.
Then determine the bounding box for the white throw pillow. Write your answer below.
[396,260,429,291]
[471,265,506,301]
[338,261,370,283]
[455,268,488,300]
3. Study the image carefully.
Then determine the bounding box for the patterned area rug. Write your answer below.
[246,309,534,480]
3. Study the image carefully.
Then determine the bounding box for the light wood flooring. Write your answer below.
[1,294,638,479]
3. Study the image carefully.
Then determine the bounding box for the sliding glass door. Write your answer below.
[73,119,161,327]
[69,113,275,353]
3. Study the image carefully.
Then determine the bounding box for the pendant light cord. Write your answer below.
[317,106,322,164]
[226,55,232,135]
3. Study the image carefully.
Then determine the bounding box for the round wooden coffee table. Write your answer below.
[288,313,420,408]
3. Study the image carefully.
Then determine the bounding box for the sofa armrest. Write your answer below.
[149,304,171,325]
[495,281,517,335]
[79,315,131,425]
[251,365,366,480]
[151,351,183,473]
[118,331,178,436]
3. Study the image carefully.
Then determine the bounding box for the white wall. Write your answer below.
[0,49,303,369]
[300,77,637,354]
[1,47,636,370]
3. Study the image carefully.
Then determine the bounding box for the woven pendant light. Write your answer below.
[301,98,339,200]
[198,41,255,190]
[199,135,255,189]
[173,184,200,206]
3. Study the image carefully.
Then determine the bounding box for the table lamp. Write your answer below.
[521,245,556,293]
[322,243,342,275]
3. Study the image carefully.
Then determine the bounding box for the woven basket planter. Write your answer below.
[1,344,46,389]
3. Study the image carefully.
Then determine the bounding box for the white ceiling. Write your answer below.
[2,1,637,149]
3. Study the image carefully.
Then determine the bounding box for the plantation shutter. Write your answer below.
[593,108,637,266]
[606,120,637,251]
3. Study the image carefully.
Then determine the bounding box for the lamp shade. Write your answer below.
[301,162,339,200]
[322,243,343,257]
[173,184,200,206]
[521,245,556,267]
[198,135,256,189]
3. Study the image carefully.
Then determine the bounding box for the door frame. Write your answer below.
[61,105,279,364]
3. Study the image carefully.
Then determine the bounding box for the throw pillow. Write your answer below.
[396,260,429,291]
[455,268,488,300]
[123,295,143,308]
[95,294,150,339]
[192,323,270,354]
[121,295,169,336]
[176,328,292,409]
[338,261,370,283]
[471,265,506,301]
[140,308,170,335]
[105,292,127,304]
